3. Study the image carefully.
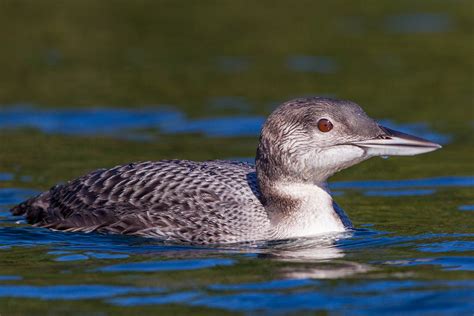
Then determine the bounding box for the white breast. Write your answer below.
[270,182,347,239]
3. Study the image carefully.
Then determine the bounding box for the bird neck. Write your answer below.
[255,133,350,238]
[257,179,347,239]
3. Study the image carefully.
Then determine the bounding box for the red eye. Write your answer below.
[317,118,333,132]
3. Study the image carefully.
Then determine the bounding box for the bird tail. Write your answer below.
[10,200,29,216]
[10,191,51,224]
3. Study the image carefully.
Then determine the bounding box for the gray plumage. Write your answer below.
[10,97,440,244]
[12,160,270,244]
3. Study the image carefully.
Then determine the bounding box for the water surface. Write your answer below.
[0,1,473,315]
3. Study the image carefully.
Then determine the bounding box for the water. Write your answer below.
[0,106,450,142]
[0,1,473,315]
[287,56,339,74]
[385,13,453,33]
[1,170,473,314]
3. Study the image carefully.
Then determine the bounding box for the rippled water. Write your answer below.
[0,1,473,314]
[0,95,473,315]
[1,156,473,314]
[0,106,451,143]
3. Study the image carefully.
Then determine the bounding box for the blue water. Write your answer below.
[0,105,451,143]
[0,105,472,314]
[0,0,472,313]
[1,172,473,314]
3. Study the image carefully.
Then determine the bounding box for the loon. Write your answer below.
[11,97,441,244]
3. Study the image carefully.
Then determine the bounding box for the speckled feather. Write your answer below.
[11,160,271,244]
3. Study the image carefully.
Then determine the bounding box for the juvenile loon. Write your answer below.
[11,97,441,244]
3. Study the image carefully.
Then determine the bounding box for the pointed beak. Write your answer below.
[352,126,442,156]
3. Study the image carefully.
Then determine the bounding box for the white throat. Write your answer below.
[270,182,346,239]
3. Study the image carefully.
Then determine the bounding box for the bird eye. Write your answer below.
[317,118,333,132]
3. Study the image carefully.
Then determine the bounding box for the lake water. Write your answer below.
[0,1,473,315]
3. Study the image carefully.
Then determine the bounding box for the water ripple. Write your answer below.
[0,188,40,205]
[418,241,474,253]
[331,176,474,190]
[0,173,13,181]
[0,275,22,281]
[0,284,161,300]
[459,205,474,211]
[385,13,452,33]
[97,258,235,272]
[287,55,338,74]
[364,189,435,197]
[0,105,449,141]
[386,257,474,271]
[209,279,318,291]
[109,280,474,314]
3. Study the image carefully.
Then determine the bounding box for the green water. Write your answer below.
[0,1,473,314]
